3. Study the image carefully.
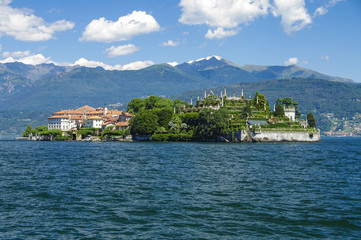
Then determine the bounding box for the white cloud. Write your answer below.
[2,50,30,58]
[162,40,178,47]
[285,57,298,66]
[105,44,138,57]
[321,55,330,61]
[179,0,269,28]
[73,58,120,70]
[80,11,161,42]
[0,0,11,5]
[0,51,154,71]
[314,6,327,16]
[120,60,154,70]
[314,0,343,17]
[272,0,312,35]
[0,47,154,71]
[179,0,338,38]
[205,27,238,39]
[0,53,53,65]
[73,58,154,71]
[179,0,269,39]
[0,0,74,41]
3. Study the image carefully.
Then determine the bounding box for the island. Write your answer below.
[22,88,320,142]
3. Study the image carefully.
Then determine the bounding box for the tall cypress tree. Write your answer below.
[307,113,316,128]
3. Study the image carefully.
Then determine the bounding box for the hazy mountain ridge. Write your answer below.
[1,62,76,81]
[0,62,78,94]
[176,56,354,83]
[0,56,355,112]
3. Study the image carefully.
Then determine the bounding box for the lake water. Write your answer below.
[0,138,360,239]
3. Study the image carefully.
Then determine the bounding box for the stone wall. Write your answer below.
[251,130,320,142]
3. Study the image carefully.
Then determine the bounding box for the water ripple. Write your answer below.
[0,138,360,239]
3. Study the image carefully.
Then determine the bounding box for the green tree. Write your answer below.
[31,126,48,135]
[241,102,252,118]
[107,130,124,137]
[50,130,62,137]
[174,103,185,114]
[274,104,285,117]
[173,99,188,107]
[195,100,200,108]
[168,116,182,133]
[195,108,229,139]
[144,96,161,110]
[41,129,62,137]
[22,124,32,137]
[181,112,199,129]
[127,98,145,114]
[206,100,212,107]
[101,126,114,136]
[130,110,159,135]
[78,128,95,138]
[122,128,131,138]
[307,112,316,128]
[154,108,173,128]
[155,98,172,109]
[253,92,269,111]
[276,98,283,105]
[282,97,292,106]
[155,126,167,134]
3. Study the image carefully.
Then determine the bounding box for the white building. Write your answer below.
[284,107,296,121]
[48,115,76,131]
[47,105,130,131]
[83,116,103,128]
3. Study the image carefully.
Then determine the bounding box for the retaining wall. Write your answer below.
[251,131,320,142]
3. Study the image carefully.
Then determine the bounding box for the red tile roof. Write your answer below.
[48,105,134,123]
[48,115,69,119]
[116,121,130,127]
[75,105,96,112]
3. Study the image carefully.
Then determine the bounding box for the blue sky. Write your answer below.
[0,0,360,81]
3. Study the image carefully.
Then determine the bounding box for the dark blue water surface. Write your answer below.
[0,138,360,239]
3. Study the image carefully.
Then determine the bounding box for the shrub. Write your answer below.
[41,129,62,137]
[108,130,124,137]
[55,136,71,141]
[122,128,131,137]
[151,134,169,141]
[79,128,95,138]
[151,133,193,142]
[263,123,289,128]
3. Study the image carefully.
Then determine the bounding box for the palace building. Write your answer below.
[48,105,134,131]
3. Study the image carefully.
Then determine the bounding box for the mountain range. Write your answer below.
[0,56,360,135]
[0,56,354,111]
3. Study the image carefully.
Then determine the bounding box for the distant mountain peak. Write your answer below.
[187,55,223,64]
[176,55,241,72]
